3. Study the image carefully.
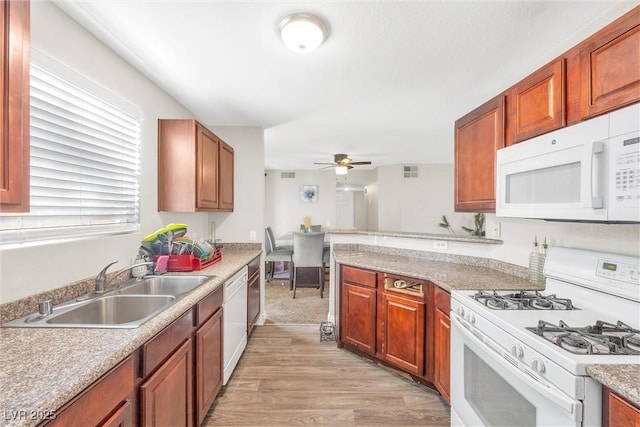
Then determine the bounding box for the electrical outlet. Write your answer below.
[249,230,256,241]
[434,240,448,249]
[492,222,501,238]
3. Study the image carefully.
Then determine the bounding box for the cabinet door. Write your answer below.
[218,140,234,211]
[140,339,194,427]
[508,59,566,145]
[341,283,377,354]
[0,0,30,212]
[99,400,133,427]
[433,307,450,404]
[454,94,505,212]
[195,308,223,425]
[379,293,425,375]
[580,9,640,118]
[603,387,640,427]
[196,125,219,210]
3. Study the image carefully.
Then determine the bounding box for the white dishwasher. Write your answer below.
[223,266,248,385]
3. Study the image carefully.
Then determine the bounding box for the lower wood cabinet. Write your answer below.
[140,338,194,427]
[603,387,640,427]
[247,255,260,334]
[339,265,378,355]
[43,356,134,427]
[339,265,450,400]
[42,282,228,427]
[433,286,451,404]
[195,306,223,425]
[377,288,425,376]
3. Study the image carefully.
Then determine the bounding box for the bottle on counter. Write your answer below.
[537,238,548,285]
[528,237,540,284]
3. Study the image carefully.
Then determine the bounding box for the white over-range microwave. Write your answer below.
[496,103,640,223]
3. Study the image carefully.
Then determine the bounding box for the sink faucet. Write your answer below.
[95,261,155,293]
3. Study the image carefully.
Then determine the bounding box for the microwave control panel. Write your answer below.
[612,133,640,208]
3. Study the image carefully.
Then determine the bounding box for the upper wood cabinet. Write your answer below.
[454,94,505,212]
[158,119,234,212]
[579,7,640,119]
[219,140,234,211]
[507,59,566,145]
[0,0,30,213]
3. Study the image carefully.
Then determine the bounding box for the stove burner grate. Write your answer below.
[472,290,576,310]
[528,320,640,355]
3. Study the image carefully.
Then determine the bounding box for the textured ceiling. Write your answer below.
[54,1,637,170]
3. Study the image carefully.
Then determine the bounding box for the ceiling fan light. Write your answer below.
[280,13,327,53]
[335,165,348,175]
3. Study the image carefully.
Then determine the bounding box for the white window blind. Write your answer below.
[0,63,141,244]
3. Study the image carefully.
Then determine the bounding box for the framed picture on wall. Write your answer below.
[300,185,318,203]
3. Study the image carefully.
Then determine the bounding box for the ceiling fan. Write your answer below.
[314,154,372,175]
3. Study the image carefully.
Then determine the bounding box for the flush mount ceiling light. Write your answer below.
[335,165,348,175]
[279,13,327,53]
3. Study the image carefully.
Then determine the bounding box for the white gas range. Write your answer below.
[450,246,640,427]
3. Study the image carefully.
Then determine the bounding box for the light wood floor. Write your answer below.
[202,324,450,426]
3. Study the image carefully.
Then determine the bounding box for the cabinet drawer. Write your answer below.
[46,356,134,426]
[142,310,193,377]
[195,286,223,326]
[342,265,377,288]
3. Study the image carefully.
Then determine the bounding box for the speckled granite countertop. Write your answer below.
[587,365,640,407]
[0,246,261,427]
[333,244,537,292]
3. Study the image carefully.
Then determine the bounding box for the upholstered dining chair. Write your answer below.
[291,232,325,298]
[264,226,293,282]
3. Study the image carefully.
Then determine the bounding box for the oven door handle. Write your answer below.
[451,314,582,421]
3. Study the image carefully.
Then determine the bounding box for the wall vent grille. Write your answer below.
[403,166,419,178]
[280,171,296,179]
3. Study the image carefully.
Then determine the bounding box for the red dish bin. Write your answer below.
[153,249,222,272]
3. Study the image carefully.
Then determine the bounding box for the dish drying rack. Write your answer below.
[153,248,222,272]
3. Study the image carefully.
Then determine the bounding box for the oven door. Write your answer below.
[450,314,583,427]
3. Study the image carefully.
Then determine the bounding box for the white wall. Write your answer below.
[0,2,264,303]
[377,164,468,233]
[264,169,378,239]
[209,126,265,243]
[264,170,336,238]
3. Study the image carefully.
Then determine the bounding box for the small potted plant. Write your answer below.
[462,213,485,237]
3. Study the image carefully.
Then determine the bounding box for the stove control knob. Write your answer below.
[457,307,465,317]
[531,358,546,374]
[510,345,524,359]
[469,314,476,324]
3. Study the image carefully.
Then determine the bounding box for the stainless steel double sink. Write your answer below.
[4,275,213,329]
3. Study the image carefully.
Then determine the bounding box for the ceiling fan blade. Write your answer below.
[313,162,336,165]
[349,161,372,165]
